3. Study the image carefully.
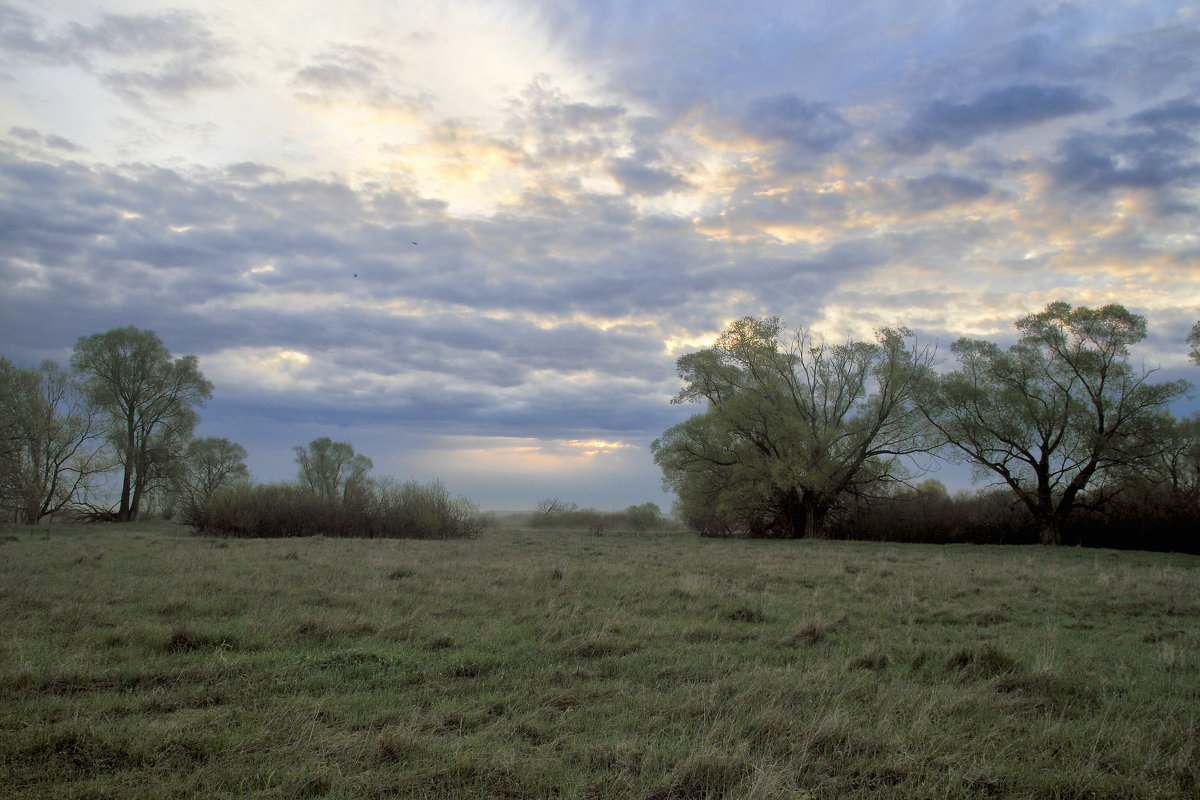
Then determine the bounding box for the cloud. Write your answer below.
[0,5,234,104]
[1129,97,1200,131]
[7,126,82,152]
[1048,98,1200,206]
[902,174,992,212]
[891,84,1110,154]
[609,153,689,196]
[743,94,853,155]
[292,43,431,113]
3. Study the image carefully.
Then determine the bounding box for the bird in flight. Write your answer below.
[411,241,418,245]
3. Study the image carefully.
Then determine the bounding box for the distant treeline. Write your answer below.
[524,499,679,533]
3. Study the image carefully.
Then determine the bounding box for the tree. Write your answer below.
[0,358,108,523]
[652,317,936,538]
[178,436,249,513]
[1188,320,1199,365]
[71,328,213,521]
[294,437,373,504]
[1116,412,1200,508]
[923,301,1191,544]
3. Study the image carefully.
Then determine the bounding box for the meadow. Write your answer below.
[1,521,1197,799]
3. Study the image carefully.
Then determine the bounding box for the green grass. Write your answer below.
[1,521,1197,799]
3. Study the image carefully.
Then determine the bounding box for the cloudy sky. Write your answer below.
[2,0,1199,510]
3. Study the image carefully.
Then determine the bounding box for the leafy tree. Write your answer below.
[624,502,662,531]
[1189,320,1199,365]
[652,317,936,538]
[1120,412,1200,506]
[178,437,249,513]
[71,328,213,521]
[0,358,108,523]
[923,301,1191,544]
[294,437,373,504]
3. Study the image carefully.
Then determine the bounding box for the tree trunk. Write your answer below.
[1038,519,1061,545]
[118,412,135,522]
[117,465,133,522]
[787,490,826,539]
[780,489,806,539]
[804,499,822,539]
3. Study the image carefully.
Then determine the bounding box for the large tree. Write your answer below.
[1188,320,1199,365]
[924,301,1190,544]
[0,358,108,523]
[652,317,936,538]
[294,437,373,504]
[71,328,213,521]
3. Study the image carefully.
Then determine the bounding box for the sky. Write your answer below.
[2,0,1199,511]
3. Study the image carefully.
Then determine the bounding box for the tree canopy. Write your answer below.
[922,302,1191,544]
[294,437,373,503]
[71,327,213,521]
[652,317,936,538]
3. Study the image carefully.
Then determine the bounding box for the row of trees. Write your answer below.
[0,326,485,538]
[0,328,245,524]
[654,302,1199,546]
[182,436,488,539]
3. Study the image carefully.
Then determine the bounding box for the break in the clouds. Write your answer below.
[2,0,1198,510]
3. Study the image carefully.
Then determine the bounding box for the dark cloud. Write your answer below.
[903,174,992,212]
[0,149,709,440]
[1129,98,1200,131]
[1049,100,1200,204]
[744,94,853,154]
[609,156,688,196]
[891,84,1110,154]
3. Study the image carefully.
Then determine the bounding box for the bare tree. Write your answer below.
[0,358,109,523]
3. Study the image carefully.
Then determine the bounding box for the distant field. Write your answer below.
[1,521,1197,799]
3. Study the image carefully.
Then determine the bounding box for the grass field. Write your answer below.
[1,521,1197,799]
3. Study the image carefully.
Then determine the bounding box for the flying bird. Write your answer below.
[411,241,418,245]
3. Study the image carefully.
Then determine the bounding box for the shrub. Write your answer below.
[193,479,488,539]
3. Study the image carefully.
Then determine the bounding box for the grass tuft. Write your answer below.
[946,643,1019,680]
